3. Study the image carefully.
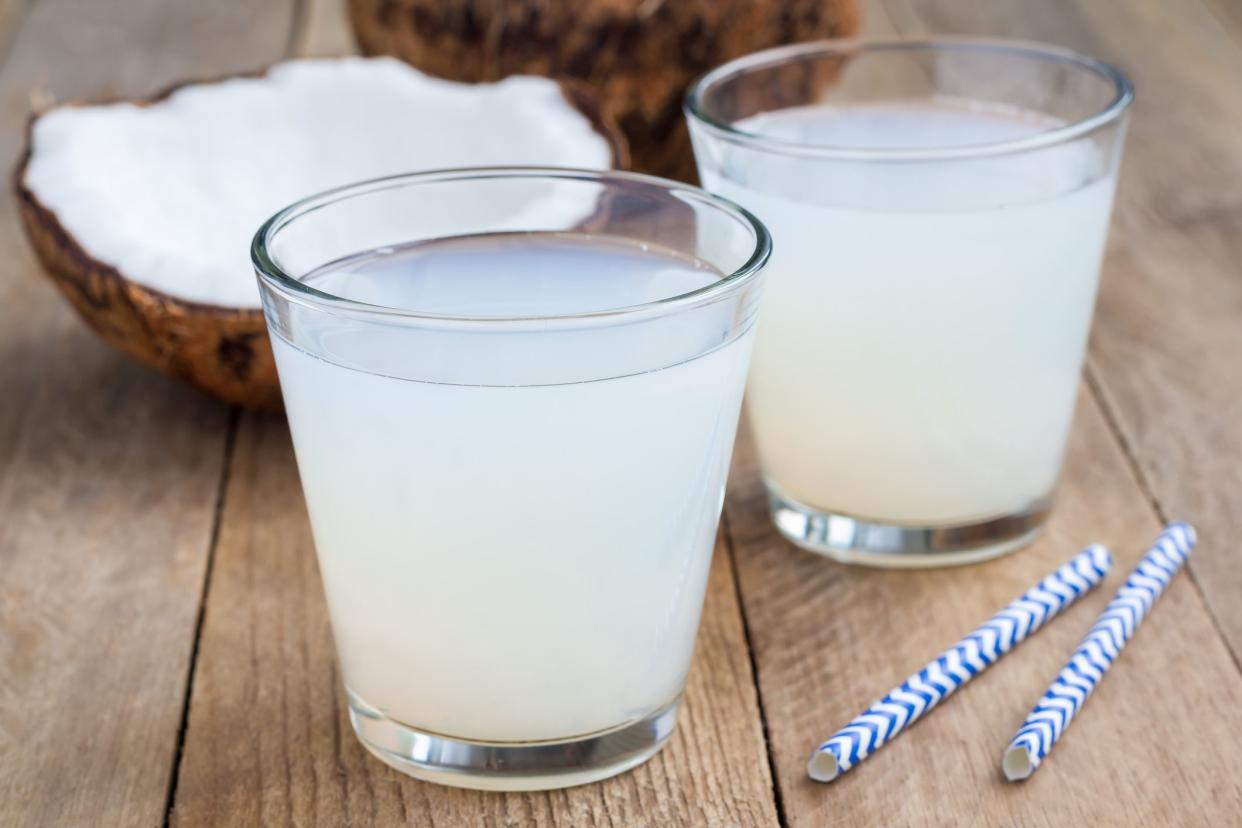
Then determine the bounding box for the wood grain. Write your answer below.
[5,0,1240,825]
[727,391,1242,825]
[878,0,1242,677]
[0,1,295,826]
[171,414,779,827]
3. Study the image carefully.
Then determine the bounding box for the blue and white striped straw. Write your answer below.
[1002,522,1196,781]
[808,544,1113,782]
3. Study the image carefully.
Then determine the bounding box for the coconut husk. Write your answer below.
[348,0,861,181]
[12,73,627,410]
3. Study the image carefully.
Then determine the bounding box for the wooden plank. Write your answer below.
[296,0,357,58]
[171,413,779,827]
[0,1,294,826]
[727,390,1242,825]
[877,0,1242,665]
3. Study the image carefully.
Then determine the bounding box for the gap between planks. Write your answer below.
[283,0,311,59]
[162,5,312,822]
[1084,366,1242,677]
[162,407,242,828]
[720,511,789,828]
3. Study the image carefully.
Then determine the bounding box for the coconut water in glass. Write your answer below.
[253,169,768,790]
[687,39,1132,566]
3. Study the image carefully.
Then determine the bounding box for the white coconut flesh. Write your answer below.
[23,57,615,308]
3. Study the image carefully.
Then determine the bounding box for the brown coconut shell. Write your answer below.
[348,0,861,182]
[12,72,628,410]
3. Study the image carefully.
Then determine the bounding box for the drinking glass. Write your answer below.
[252,168,769,790]
[686,38,1132,566]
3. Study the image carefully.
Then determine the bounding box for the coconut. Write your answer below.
[347,0,861,181]
[14,57,626,408]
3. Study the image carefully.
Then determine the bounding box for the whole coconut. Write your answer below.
[349,0,861,181]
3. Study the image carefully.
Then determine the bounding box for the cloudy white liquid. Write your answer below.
[700,102,1118,525]
[272,233,753,741]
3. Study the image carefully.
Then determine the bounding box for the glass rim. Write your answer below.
[684,36,1134,162]
[251,166,771,325]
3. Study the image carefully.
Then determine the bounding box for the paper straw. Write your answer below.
[807,544,1113,783]
[1002,522,1196,781]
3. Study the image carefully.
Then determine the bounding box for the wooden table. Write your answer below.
[3,0,1241,824]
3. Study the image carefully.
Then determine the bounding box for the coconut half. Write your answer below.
[14,57,627,408]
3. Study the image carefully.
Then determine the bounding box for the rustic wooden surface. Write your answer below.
[0,1,289,826]
[0,0,1240,825]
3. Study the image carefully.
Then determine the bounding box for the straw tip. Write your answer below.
[1166,521,1197,547]
[1085,543,1113,568]
[1002,745,1035,782]
[807,751,840,783]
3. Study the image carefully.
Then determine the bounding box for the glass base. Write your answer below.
[347,689,680,791]
[767,483,1049,568]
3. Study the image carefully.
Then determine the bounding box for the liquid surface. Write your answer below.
[273,233,755,741]
[288,233,739,387]
[740,99,1063,150]
[305,232,720,316]
[700,101,1117,525]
